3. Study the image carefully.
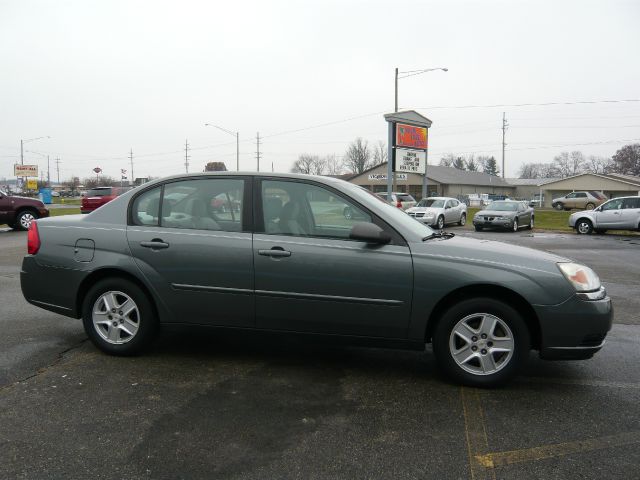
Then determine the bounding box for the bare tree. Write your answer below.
[290,154,317,174]
[452,156,466,170]
[439,153,455,167]
[324,154,344,175]
[309,156,327,176]
[586,155,613,174]
[343,138,372,174]
[373,141,388,166]
[553,151,585,177]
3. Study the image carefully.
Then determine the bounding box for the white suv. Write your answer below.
[569,196,640,234]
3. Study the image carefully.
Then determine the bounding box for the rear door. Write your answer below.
[0,192,11,224]
[620,197,640,229]
[253,178,413,338]
[126,176,255,327]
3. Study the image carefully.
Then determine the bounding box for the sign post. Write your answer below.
[383,111,432,202]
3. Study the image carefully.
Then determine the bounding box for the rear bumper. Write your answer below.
[535,294,613,360]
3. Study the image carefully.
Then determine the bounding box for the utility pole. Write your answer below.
[394,67,399,112]
[47,155,50,187]
[501,112,508,178]
[129,148,134,184]
[55,158,61,184]
[255,132,261,172]
[184,139,190,173]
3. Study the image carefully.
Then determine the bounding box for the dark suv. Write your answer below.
[0,189,50,230]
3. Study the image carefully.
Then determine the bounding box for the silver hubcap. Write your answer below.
[20,213,35,229]
[460,214,466,225]
[92,291,140,344]
[578,222,590,234]
[438,217,444,229]
[513,219,518,231]
[449,313,515,376]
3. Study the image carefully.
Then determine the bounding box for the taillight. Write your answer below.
[27,221,41,255]
[396,201,402,208]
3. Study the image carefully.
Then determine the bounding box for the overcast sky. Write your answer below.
[1,0,639,183]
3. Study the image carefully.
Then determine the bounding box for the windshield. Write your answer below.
[0,189,6,196]
[417,199,445,208]
[486,201,519,211]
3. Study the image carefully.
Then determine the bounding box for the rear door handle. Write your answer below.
[140,239,170,250]
[258,248,291,258]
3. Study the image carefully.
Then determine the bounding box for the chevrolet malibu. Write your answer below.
[20,173,612,387]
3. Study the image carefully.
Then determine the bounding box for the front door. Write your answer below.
[126,177,254,327]
[253,178,413,339]
[595,198,624,228]
[0,193,11,224]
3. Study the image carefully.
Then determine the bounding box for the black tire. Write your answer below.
[474,225,483,232]
[15,210,38,231]
[82,278,157,356]
[511,217,518,232]
[437,215,445,230]
[432,297,530,387]
[526,216,534,230]
[553,203,564,211]
[585,202,595,210]
[575,218,593,235]
[458,213,466,226]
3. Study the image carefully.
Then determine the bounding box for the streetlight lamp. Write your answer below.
[21,136,51,164]
[395,67,448,112]
[204,124,239,171]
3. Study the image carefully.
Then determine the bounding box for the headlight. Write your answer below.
[557,262,601,292]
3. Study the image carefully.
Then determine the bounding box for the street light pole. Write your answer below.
[204,124,240,171]
[394,67,447,112]
[19,136,50,190]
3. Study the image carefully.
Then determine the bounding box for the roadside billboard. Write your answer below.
[14,164,38,177]
[396,124,428,149]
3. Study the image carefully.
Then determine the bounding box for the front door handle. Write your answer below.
[140,239,170,250]
[258,247,291,258]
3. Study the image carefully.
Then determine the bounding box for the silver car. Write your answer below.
[569,196,640,234]
[405,197,467,229]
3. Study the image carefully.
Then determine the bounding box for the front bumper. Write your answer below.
[473,216,514,229]
[409,215,436,226]
[535,292,613,360]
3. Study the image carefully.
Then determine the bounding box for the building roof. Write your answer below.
[540,172,640,188]
[383,110,433,128]
[505,178,561,186]
[353,162,512,187]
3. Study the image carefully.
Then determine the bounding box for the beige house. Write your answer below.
[349,162,514,200]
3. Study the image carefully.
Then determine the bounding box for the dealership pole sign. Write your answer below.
[14,164,38,177]
[383,111,433,198]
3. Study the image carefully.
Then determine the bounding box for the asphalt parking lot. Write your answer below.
[1,228,639,479]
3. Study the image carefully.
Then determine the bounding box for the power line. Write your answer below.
[413,98,640,111]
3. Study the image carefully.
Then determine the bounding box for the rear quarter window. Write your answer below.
[86,188,112,197]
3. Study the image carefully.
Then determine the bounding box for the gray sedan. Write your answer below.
[569,196,640,234]
[473,200,535,232]
[20,172,611,387]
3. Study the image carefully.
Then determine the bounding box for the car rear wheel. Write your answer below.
[458,213,466,226]
[432,297,530,387]
[437,215,445,230]
[527,216,534,230]
[82,278,157,356]
[15,210,38,231]
[585,202,595,210]
[553,203,564,211]
[575,219,593,235]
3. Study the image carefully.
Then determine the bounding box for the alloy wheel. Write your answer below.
[459,214,466,226]
[19,212,35,229]
[437,216,444,230]
[577,220,592,234]
[512,218,518,232]
[448,313,515,376]
[92,291,140,344]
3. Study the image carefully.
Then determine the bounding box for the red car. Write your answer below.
[0,189,49,230]
[81,186,132,214]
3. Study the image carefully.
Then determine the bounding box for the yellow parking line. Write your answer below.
[474,430,640,468]
[461,387,496,480]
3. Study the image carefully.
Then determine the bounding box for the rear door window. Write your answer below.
[622,197,640,209]
[87,188,112,197]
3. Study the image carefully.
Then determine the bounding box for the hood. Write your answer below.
[7,195,45,206]
[410,235,570,274]
[475,209,517,217]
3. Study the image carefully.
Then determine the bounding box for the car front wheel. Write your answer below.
[512,218,519,232]
[432,297,530,387]
[553,203,564,211]
[82,278,157,356]
[437,215,445,230]
[576,219,593,235]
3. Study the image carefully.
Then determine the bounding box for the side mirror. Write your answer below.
[349,222,391,244]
